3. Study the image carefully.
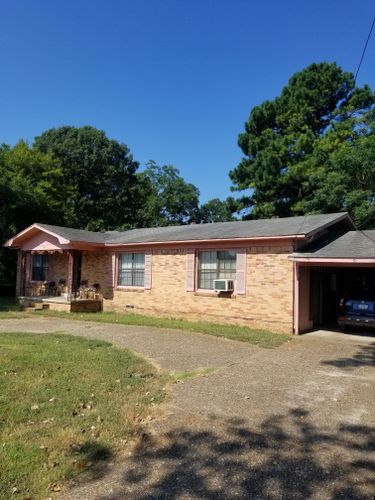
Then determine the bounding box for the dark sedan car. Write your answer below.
[338,289,375,331]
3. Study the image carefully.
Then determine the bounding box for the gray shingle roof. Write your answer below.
[35,213,350,246]
[37,224,107,244]
[292,230,375,259]
[104,212,350,244]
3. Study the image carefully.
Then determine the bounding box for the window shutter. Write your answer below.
[107,252,116,287]
[144,251,152,289]
[236,248,247,295]
[186,249,195,292]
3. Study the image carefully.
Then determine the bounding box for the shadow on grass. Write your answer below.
[70,440,113,481]
[321,342,375,370]
[0,296,21,311]
[77,441,112,462]
[69,408,374,499]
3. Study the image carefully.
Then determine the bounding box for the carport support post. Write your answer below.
[293,261,300,335]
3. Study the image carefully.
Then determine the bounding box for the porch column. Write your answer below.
[67,250,74,300]
[16,251,26,296]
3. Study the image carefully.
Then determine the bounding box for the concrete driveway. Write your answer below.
[0,317,374,499]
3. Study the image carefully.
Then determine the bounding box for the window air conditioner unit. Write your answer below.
[213,279,234,292]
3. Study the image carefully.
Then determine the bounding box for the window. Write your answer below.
[198,250,236,289]
[118,253,145,287]
[32,254,49,281]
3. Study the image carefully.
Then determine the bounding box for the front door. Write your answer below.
[72,251,82,292]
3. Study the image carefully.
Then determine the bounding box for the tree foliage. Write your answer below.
[198,198,235,223]
[0,141,65,286]
[0,141,65,239]
[34,126,147,230]
[141,161,200,225]
[230,62,375,225]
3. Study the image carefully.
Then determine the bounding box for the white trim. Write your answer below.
[289,257,375,264]
[4,223,70,247]
[106,234,306,248]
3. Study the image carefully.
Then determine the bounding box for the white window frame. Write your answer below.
[197,250,236,290]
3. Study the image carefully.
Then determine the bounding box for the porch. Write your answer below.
[17,249,103,313]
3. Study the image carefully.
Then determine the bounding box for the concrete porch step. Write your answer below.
[21,303,50,312]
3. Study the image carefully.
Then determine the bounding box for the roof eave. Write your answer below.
[289,256,375,263]
[105,234,307,247]
[4,223,71,248]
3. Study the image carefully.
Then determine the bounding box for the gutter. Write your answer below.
[104,234,307,248]
[289,256,375,264]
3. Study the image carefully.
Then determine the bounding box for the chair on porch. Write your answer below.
[48,281,58,296]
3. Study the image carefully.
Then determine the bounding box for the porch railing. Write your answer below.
[71,288,103,301]
[24,284,64,298]
[23,285,103,301]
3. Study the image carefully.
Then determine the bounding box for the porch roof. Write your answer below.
[4,223,107,248]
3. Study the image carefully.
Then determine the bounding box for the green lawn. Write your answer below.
[0,297,291,348]
[0,333,167,499]
[39,310,290,348]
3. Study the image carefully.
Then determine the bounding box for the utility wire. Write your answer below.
[355,15,375,81]
[352,15,375,243]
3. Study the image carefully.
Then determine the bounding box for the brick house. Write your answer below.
[6,212,375,334]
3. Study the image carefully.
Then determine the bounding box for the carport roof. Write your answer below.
[292,231,375,260]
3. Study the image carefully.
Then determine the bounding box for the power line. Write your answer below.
[355,15,375,82]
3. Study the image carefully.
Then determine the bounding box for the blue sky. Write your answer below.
[1,0,374,203]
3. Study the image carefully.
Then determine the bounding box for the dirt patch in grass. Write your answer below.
[0,332,167,499]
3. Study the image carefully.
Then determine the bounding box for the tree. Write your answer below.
[0,141,65,287]
[141,161,200,225]
[300,115,375,227]
[230,62,375,222]
[33,126,147,230]
[198,198,235,223]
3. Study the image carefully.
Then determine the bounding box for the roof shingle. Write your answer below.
[105,212,350,244]
[292,230,375,259]
[35,213,350,246]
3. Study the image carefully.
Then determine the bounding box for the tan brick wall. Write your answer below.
[81,251,112,299]
[17,247,294,332]
[48,253,68,284]
[94,246,294,333]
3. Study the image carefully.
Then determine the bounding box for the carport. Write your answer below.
[291,231,375,334]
